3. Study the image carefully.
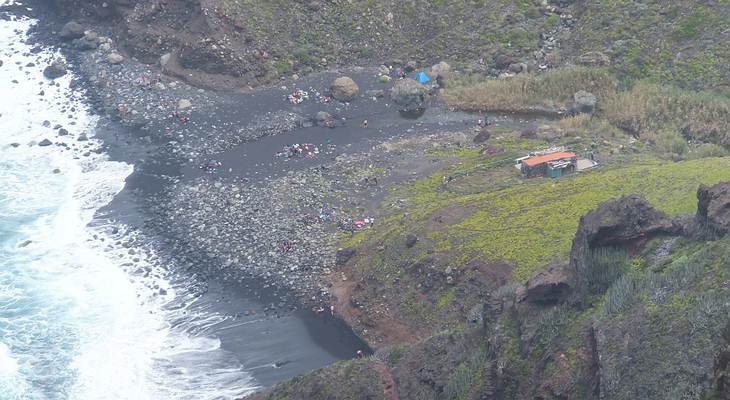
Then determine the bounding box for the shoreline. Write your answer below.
[5,1,377,390]
[5,0,554,390]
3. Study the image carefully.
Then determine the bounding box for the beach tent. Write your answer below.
[413,71,431,84]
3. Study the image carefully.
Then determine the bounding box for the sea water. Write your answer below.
[0,8,256,400]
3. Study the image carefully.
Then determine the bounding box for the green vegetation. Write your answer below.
[567,1,730,88]
[674,8,706,39]
[575,246,630,298]
[488,236,730,399]
[421,157,730,280]
[444,69,730,150]
[444,351,489,400]
[436,287,456,310]
[442,67,617,112]
[545,13,560,29]
[601,82,730,146]
[260,358,383,400]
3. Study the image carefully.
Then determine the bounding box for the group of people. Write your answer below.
[287,89,309,104]
[477,114,491,127]
[169,111,189,124]
[279,239,296,253]
[200,159,222,173]
[276,143,320,159]
[136,73,161,90]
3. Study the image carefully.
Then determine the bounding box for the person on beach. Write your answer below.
[356,350,364,359]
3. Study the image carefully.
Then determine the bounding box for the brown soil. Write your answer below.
[330,262,421,348]
[370,360,400,400]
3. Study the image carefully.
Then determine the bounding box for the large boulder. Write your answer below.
[494,54,513,70]
[330,76,359,102]
[572,90,597,115]
[524,262,572,304]
[59,21,84,40]
[473,128,491,144]
[405,234,418,248]
[390,78,428,111]
[160,53,172,68]
[430,61,451,78]
[569,195,680,275]
[315,111,335,128]
[508,62,528,74]
[405,60,417,73]
[43,59,67,79]
[107,52,124,64]
[696,182,730,238]
[336,248,356,266]
[177,99,192,110]
[72,37,98,51]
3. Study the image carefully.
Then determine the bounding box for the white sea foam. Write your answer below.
[0,342,18,376]
[0,8,257,400]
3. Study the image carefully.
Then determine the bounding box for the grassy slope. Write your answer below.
[353,155,730,281]
[214,0,730,91]
[443,67,730,148]
[334,135,730,346]
[565,0,730,92]
[246,358,386,400]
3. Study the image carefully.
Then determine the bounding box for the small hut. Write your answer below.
[518,151,577,178]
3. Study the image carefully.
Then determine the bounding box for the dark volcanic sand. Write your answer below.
[63,63,485,389]
[87,70,548,388]
[86,67,488,386]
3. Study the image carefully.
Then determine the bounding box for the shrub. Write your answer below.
[545,14,560,29]
[576,246,629,297]
[534,303,572,346]
[689,290,725,335]
[642,127,688,157]
[602,273,643,317]
[292,46,314,65]
[674,9,705,39]
[646,253,704,304]
[441,67,617,112]
[444,363,475,400]
[493,282,521,301]
[601,82,730,146]
[689,143,728,159]
[443,350,489,399]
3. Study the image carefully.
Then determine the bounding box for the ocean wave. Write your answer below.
[0,11,256,400]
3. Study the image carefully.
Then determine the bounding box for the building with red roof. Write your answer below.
[518,151,577,178]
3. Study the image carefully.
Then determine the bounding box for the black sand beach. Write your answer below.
[3,1,491,388]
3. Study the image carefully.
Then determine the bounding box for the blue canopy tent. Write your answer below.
[412,71,431,84]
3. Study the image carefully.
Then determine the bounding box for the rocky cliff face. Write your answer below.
[523,195,681,305]
[696,182,730,238]
[39,0,564,90]
[39,0,730,94]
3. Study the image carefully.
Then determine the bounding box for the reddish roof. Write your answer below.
[521,152,576,167]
